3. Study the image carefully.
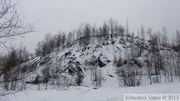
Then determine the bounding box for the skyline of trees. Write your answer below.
[34,18,179,57]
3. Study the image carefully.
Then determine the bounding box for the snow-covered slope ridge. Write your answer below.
[16,34,178,87]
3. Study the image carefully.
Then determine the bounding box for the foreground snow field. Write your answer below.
[3,82,180,101]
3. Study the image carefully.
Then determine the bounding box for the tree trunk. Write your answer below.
[165,71,167,83]
[170,69,173,82]
[147,66,152,84]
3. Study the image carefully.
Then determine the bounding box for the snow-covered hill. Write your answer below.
[1,34,180,101]
[14,34,179,88]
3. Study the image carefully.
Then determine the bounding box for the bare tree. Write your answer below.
[0,0,34,97]
[102,22,109,35]
[0,0,34,48]
[1,46,29,91]
[89,56,103,87]
[175,30,180,81]
[55,32,62,50]
[140,24,145,42]
[108,18,115,35]
[83,24,91,46]
[162,27,168,47]
[42,65,50,90]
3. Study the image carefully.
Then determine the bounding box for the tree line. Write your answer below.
[35,18,125,56]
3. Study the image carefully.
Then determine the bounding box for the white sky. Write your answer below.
[9,0,180,53]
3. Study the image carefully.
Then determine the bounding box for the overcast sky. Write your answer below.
[10,0,180,53]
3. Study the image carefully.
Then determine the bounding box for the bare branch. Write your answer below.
[0,0,35,48]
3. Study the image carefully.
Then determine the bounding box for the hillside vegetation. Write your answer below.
[1,19,180,91]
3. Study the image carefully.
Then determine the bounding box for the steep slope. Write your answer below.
[15,34,178,88]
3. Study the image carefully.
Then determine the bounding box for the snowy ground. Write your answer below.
[2,81,180,101]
